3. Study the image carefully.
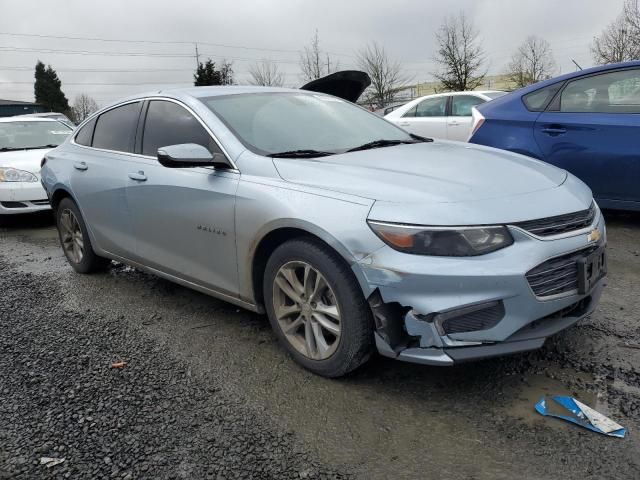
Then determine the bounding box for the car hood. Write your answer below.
[273,141,567,204]
[300,70,371,103]
[0,148,52,173]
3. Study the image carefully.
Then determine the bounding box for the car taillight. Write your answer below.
[469,107,485,140]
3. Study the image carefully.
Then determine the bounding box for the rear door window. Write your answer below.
[559,68,640,113]
[92,102,142,153]
[141,100,221,157]
[450,95,485,116]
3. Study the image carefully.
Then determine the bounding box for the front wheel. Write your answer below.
[56,197,110,273]
[263,238,374,377]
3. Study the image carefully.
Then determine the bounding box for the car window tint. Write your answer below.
[142,100,221,157]
[523,84,562,111]
[92,102,141,153]
[415,97,448,117]
[74,117,96,146]
[560,69,640,113]
[451,95,485,116]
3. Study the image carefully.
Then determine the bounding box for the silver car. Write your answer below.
[41,86,607,377]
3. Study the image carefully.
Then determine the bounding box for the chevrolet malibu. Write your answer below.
[41,86,607,377]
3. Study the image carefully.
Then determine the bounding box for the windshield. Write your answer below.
[0,121,72,150]
[203,93,413,155]
[484,91,508,99]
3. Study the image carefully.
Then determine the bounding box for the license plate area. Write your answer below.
[577,247,606,294]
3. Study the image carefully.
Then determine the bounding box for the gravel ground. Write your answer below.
[1,210,640,479]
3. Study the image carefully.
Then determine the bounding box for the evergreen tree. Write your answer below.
[34,61,70,113]
[193,59,234,86]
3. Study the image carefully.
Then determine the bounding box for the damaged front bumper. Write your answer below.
[357,214,607,366]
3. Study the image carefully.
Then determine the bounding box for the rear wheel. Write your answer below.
[264,238,374,377]
[56,197,110,273]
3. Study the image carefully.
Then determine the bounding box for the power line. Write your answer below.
[0,31,357,58]
[0,46,195,58]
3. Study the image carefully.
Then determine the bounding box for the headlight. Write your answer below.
[368,221,514,256]
[0,167,38,183]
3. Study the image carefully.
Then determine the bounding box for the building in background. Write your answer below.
[0,99,46,117]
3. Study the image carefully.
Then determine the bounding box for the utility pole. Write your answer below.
[194,43,200,69]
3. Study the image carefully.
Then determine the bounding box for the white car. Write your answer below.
[0,117,73,214]
[385,91,506,141]
[19,112,75,129]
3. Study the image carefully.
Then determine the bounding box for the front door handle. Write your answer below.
[448,121,460,126]
[541,126,567,136]
[128,171,147,182]
[398,121,411,127]
[73,161,88,171]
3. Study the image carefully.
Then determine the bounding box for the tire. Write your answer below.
[263,237,374,377]
[56,197,110,273]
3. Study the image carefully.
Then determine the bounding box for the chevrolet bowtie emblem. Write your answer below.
[587,229,601,243]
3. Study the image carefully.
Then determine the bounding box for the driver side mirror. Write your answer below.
[157,143,231,169]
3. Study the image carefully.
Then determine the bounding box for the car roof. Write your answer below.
[514,60,640,95]
[0,116,60,123]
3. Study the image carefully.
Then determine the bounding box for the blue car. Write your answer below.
[469,61,640,211]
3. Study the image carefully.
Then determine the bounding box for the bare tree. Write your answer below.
[357,42,407,108]
[70,93,99,123]
[299,30,339,82]
[248,59,285,87]
[433,12,486,91]
[592,0,640,64]
[508,36,556,88]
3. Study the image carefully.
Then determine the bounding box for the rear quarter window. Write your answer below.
[74,117,96,146]
[522,83,562,112]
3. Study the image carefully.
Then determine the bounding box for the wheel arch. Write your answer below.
[50,186,76,211]
[248,220,366,309]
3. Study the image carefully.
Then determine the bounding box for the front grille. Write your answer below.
[526,245,599,297]
[441,301,505,335]
[514,203,596,237]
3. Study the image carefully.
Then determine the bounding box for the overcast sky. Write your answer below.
[0,0,627,106]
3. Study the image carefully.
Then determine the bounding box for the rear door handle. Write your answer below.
[128,171,147,182]
[73,161,88,171]
[541,126,567,135]
[448,121,460,126]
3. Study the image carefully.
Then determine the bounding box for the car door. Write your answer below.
[448,95,486,141]
[534,68,640,205]
[125,98,240,295]
[395,96,448,139]
[68,101,142,257]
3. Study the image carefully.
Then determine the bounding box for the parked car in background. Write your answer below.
[374,102,406,116]
[385,91,506,140]
[469,61,640,211]
[20,112,75,129]
[41,84,605,377]
[0,117,73,214]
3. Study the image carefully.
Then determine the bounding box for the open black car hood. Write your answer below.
[300,70,371,103]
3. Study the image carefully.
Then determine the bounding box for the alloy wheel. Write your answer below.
[59,208,84,264]
[272,261,341,360]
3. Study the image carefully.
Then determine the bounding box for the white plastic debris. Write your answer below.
[40,457,66,468]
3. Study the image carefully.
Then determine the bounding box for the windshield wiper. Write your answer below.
[346,137,429,153]
[0,147,24,152]
[267,149,335,158]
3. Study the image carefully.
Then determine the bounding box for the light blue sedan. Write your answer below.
[40,86,607,377]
